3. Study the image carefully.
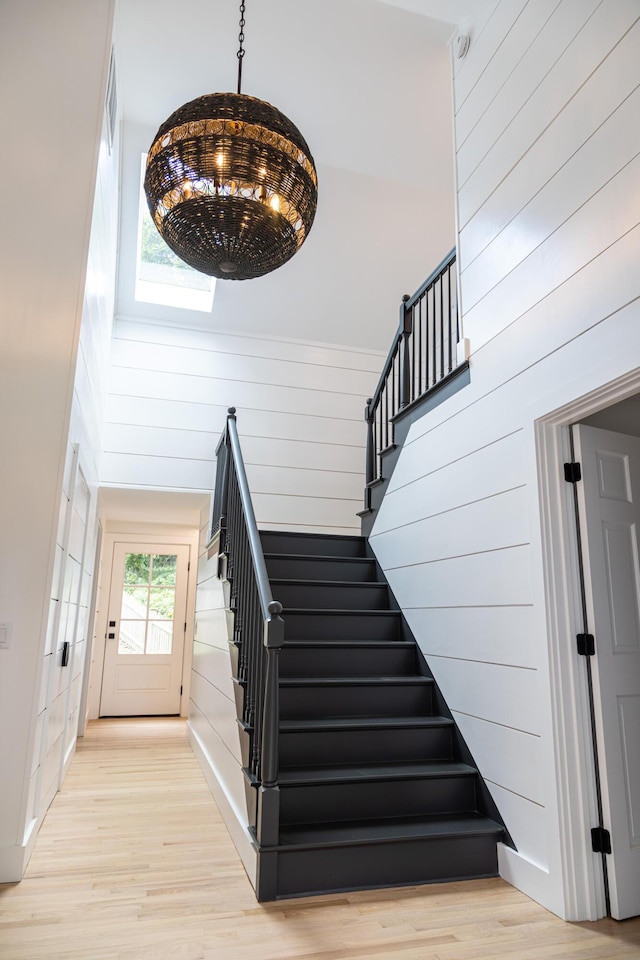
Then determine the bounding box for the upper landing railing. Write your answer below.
[362,248,460,512]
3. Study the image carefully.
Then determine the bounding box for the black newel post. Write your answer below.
[257,600,284,847]
[399,294,412,409]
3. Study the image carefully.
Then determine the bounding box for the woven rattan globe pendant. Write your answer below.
[143,3,317,281]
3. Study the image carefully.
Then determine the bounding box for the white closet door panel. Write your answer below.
[451,710,543,805]
[425,655,539,734]
[38,656,51,714]
[377,431,524,528]
[31,712,45,776]
[463,152,640,351]
[46,690,67,751]
[73,638,86,681]
[374,488,527,569]
[460,19,640,265]
[385,544,531,610]
[458,0,639,224]
[462,85,640,311]
[406,605,535,670]
[44,599,58,656]
[457,0,601,189]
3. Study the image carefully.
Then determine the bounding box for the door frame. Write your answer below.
[89,529,198,721]
[536,367,640,920]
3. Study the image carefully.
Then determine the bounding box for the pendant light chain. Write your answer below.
[237,1,246,95]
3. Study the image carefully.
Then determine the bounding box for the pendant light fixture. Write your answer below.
[143,1,318,281]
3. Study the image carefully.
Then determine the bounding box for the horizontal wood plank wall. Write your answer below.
[370,0,640,921]
[103,319,382,535]
[187,507,257,884]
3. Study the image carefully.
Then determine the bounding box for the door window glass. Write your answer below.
[119,552,177,655]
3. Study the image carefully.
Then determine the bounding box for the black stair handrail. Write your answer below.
[363,249,459,511]
[212,407,283,846]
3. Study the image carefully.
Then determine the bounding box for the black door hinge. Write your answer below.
[188,562,190,571]
[564,462,582,483]
[591,826,611,854]
[577,633,595,656]
[180,685,183,696]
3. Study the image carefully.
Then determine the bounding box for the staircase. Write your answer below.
[246,528,506,901]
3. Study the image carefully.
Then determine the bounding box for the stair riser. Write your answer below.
[284,612,401,642]
[280,646,417,678]
[260,532,366,558]
[279,725,453,766]
[274,582,389,610]
[271,833,500,899]
[279,775,477,824]
[266,556,377,582]
[279,684,433,720]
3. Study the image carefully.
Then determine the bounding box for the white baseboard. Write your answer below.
[187,720,257,887]
[498,844,565,918]
[0,817,39,883]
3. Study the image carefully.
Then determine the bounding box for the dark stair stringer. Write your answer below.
[234,529,511,901]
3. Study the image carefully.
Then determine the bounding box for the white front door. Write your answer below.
[100,542,190,716]
[575,424,640,919]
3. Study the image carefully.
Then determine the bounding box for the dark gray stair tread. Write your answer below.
[282,640,412,648]
[278,761,476,785]
[265,553,374,564]
[283,608,398,616]
[279,676,431,687]
[280,715,452,732]
[271,579,386,588]
[278,813,503,849]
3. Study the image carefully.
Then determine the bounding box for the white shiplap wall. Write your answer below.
[187,506,257,885]
[103,320,382,534]
[370,0,640,920]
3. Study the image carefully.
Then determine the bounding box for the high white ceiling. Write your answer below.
[114,0,481,351]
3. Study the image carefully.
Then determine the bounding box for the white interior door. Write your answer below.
[100,542,190,716]
[575,424,640,919]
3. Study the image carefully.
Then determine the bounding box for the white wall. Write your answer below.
[187,505,257,886]
[103,318,382,534]
[33,64,121,827]
[370,0,640,920]
[0,0,115,881]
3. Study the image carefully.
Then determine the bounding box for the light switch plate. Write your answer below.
[0,623,12,649]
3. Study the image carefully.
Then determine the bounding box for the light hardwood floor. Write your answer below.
[1,719,640,960]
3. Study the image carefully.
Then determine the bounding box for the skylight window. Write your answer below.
[135,154,216,312]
